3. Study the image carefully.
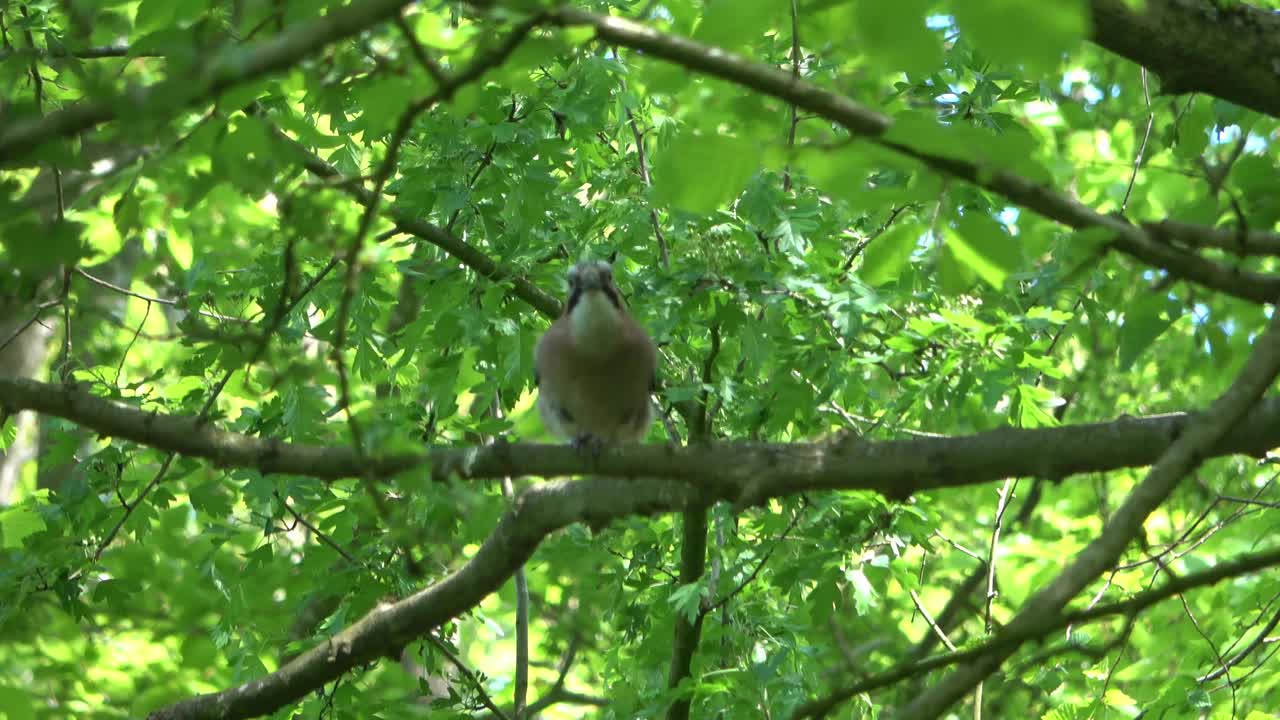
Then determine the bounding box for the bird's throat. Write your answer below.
[569,290,622,351]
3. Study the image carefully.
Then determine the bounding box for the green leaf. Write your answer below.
[1,504,46,548]
[859,222,921,286]
[852,0,943,75]
[693,0,779,51]
[652,133,761,214]
[944,214,1020,289]
[0,686,35,720]
[668,582,706,624]
[350,74,420,138]
[1118,294,1179,370]
[1175,96,1214,160]
[2,219,87,273]
[953,0,1089,74]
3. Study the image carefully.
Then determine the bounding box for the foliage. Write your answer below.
[1,0,1279,718]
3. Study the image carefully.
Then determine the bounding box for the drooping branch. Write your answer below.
[0,0,416,165]
[4,376,1280,500]
[269,128,563,318]
[895,297,1280,718]
[1088,0,1280,119]
[794,542,1280,718]
[548,9,1280,305]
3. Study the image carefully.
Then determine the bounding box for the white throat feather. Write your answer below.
[569,290,622,351]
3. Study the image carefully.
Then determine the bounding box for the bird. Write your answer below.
[534,259,657,451]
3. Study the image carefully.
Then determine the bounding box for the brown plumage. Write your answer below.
[535,260,656,446]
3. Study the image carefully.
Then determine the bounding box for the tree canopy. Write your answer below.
[3,0,1280,718]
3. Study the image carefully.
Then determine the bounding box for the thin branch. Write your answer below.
[1178,592,1235,699]
[504,476,530,719]
[1120,67,1154,213]
[75,268,249,324]
[427,635,511,720]
[394,14,448,86]
[552,8,1280,304]
[0,0,418,165]
[0,300,60,356]
[1199,603,1280,683]
[0,43,161,60]
[91,238,299,561]
[909,589,957,652]
[780,0,801,193]
[271,107,560,321]
[975,478,1018,720]
[701,503,805,617]
[114,300,151,385]
[277,492,360,565]
[614,50,668,268]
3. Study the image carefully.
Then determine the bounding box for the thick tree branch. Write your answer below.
[1088,0,1280,119]
[666,509,708,720]
[0,0,416,165]
[5,377,1280,497]
[549,9,1280,304]
[895,300,1280,718]
[147,476,708,720]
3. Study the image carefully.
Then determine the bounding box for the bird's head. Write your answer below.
[566,260,622,310]
[564,259,626,346]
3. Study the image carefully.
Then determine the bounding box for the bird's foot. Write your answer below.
[572,433,604,462]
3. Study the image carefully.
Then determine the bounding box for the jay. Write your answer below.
[535,260,657,449]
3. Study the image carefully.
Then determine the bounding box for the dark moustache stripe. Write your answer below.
[564,284,622,315]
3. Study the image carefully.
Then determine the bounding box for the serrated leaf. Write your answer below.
[859,222,921,286]
[693,0,778,50]
[0,686,35,720]
[668,582,706,624]
[2,219,87,273]
[945,214,1020,289]
[954,0,1088,74]
[852,0,942,75]
[1,504,46,548]
[652,133,761,214]
[1118,294,1179,370]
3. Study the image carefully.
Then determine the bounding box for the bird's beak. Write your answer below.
[579,275,605,292]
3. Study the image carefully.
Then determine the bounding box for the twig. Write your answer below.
[975,478,1017,718]
[277,492,359,565]
[910,589,957,652]
[0,300,60,355]
[1178,592,1235,700]
[1199,602,1280,683]
[614,54,667,268]
[394,14,448,86]
[427,635,511,720]
[114,300,151,385]
[1120,67,1153,213]
[702,503,805,616]
[780,0,801,193]
[504,476,529,719]
[75,268,248,324]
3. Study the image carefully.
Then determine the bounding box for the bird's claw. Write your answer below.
[572,433,604,462]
